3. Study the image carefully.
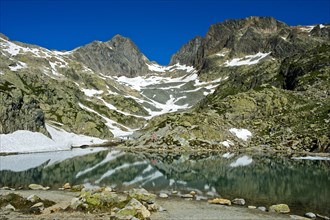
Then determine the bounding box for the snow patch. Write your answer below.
[216,51,228,57]
[9,61,27,71]
[222,152,235,159]
[220,140,234,148]
[79,103,134,137]
[46,124,105,147]
[169,63,196,72]
[299,26,315,32]
[52,50,73,56]
[229,128,252,141]
[146,62,196,73]
[82,88,104,97]
[116,73,198,91]
[230,156,253,167]
[146,63,167,72]
[223,52,270,67]
[1,39,21,56]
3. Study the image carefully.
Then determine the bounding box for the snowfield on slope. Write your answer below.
[0,124,106,154]
[222,52,271,67]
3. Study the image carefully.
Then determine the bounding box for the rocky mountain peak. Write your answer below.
[73,34,150,77]
[170,16,329,71]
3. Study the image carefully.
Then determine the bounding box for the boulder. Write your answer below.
[208,198,231,206]
[29,202,44,214]
[70,198,84,210]
[258,206,267,212]
[115,198,150,220]
[63,183,71,189]
[27,194,41,203]
[128,188,156,203]
[28,184,48,190]
[159,193,169,198]
[147,203,166,212]
[269,204,290,213]
[248,205,257,209]
[71,184,84,192]
[181,194,194,199]
[316,214,330,220]
[3,204,15,211]
[305,212,316,218]
[189,191,196,196]
[232,198,245,206]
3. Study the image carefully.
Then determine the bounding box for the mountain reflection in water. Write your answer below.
[0,148,329,215]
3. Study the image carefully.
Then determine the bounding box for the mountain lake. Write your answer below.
[0,148,329,216]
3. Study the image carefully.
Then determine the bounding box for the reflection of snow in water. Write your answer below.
[95,161,147,184]
[230,155,253,167]
[0,148,107,172]
[292,156,330,161]
[76,150,124,178]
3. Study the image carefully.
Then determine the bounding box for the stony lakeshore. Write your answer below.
[1,183,328,220]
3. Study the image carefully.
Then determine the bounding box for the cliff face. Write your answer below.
[169,36,204,67]
[0,81,48,136]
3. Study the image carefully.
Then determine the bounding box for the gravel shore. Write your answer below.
[0,189,292,220]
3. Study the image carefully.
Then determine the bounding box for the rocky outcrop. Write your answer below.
[73,34,150,77]
[0,81,48,136]
[310,25,330,39]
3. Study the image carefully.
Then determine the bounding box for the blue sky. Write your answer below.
[1,0,329,65]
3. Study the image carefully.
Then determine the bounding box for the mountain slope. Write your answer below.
[129,17,330,153]
[0,33,220,153]
[1,16,329,153]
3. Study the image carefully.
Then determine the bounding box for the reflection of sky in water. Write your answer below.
[1,149,329,215]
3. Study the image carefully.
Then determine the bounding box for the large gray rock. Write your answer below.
[128,188,156,203]
[73,34,150,77]
[115,198,150,220]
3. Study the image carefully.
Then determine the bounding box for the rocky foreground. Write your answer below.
[1,184,329,220]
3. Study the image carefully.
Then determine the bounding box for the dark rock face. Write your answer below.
[73,34,150,77]
[0,82,48,136]
[204,16,288,55]
[170,16,328,70]
[169,36,204,67]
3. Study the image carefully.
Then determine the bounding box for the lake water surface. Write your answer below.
[0,148,329,216]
